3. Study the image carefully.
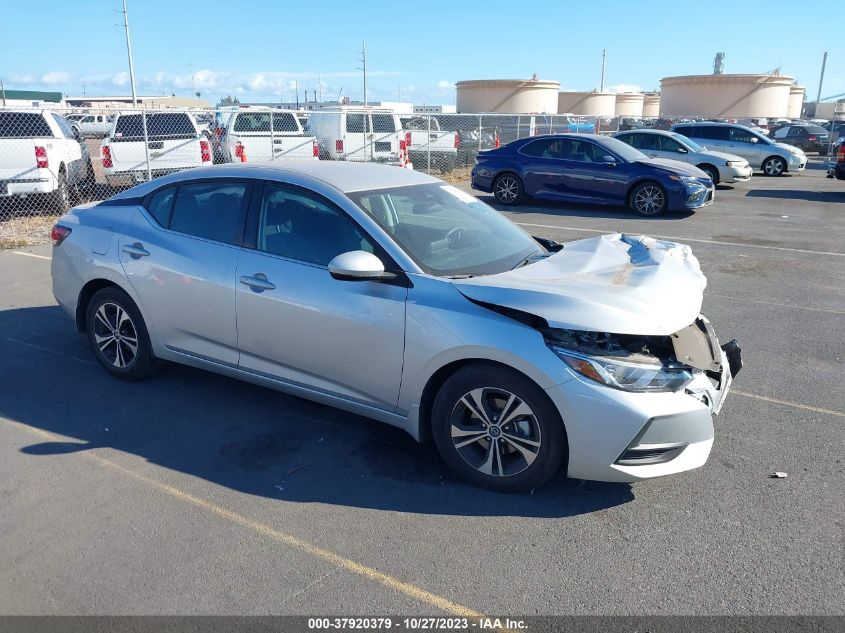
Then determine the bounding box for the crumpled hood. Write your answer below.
[453,233,707,335]
[644,158,709,178]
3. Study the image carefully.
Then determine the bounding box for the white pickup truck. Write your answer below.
[101,111,211,186]
[400,116,458,172]
[222,109,318,162]
[0,109,93,212]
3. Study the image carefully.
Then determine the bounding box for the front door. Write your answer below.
[119,179,251,365]
[725,126,763,164]
[235,182,407,410]
[561,138,628,203]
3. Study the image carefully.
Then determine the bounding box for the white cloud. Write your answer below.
[111,72,129,87]
[437,80,451,89]
[40,71,72,85]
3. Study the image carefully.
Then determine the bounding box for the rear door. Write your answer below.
[110,113,200,172]
[343,112,368,161]
[517,137,568,198]
[370,112,399,161]
[235,181,406,409]
[119,179,252,364]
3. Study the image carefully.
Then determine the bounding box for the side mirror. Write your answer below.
[676,147,688,154]
[602,155,617,166]
[328,251,386,281]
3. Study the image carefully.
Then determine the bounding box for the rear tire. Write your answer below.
[629,181,668,216]
[493,173,524,205]
[86,287,158,381]
[73,160,95,203]
[50,167,70,213]
[431,364,566,492]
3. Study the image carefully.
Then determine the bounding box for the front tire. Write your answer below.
[431,364,566,492]
[50,168,70,213]
[629,181,668,216]
[762,156,786,176]
[86,287,157,381]
[493,173,524,205]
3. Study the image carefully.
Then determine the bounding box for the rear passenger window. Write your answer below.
[168,182,247,244]
[371,114,396,133]
[729,127,758,143]
[346,113,370,133]
[145,187,176,227]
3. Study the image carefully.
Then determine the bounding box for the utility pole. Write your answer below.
[1,79,5,106]
[360,40,368,107]
[600,49,607,92]
[816,51,828,107]
[189,60,196,97]
[121,0,139,106]
[295,80,299,109]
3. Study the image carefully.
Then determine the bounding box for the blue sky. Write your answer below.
[2,0,843,105]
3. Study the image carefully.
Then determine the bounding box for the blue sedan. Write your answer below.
[471,134,715,216]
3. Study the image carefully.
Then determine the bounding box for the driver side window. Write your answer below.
[257,185,376,266]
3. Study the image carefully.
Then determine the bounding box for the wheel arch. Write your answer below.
[695,162,720,183]
[625,177,664,207]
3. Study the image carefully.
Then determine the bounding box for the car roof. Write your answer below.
[110,161,441,199]
[616,129,673,135]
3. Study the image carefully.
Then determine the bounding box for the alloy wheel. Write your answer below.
[92,302,139,369]
[495,177,519,204]
[633,185,665,215]
[449,387,542,477]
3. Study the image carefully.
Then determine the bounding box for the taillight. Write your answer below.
[405,131,412,148]
[399,139,407,151]
[837,144,845,164]
[312,141,319,158]
[200,139,211,162]
[454,133,459,149]
[102,145,113,168]
[50,224,71,247]
[35,146,48,169]
[234,141,244,159]
[808,135,817,142]
[335,139,344,153]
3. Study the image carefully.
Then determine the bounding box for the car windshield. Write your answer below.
[671,132,703,152]
[596,136,648,162]
[347,183,544,278]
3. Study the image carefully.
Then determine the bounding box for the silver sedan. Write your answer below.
[50,162,741,491]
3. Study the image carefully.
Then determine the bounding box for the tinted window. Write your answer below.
[145,187,177,227]
[658,135,684,152]
[257,185,376,266]
[729,127,759,143]
[0,112,53,138]
[564,139,608,162]
[169,182,247,244]
[520,138,566,158]
[371,113,396,133]
[114,113,196,138]
[345,113,370,133]
[232,112,300,133]
[618,133,645,149]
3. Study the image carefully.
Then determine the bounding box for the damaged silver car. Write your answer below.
[51,162,741,491]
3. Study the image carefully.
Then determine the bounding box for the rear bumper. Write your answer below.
[0,177,56,196]
[105,169,191,187]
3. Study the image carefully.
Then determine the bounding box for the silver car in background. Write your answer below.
[614,129,753,185]
[671,122,806,176]
[50,162,741,491]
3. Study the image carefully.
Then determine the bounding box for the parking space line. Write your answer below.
[513,222,845,257]
[705,293,845,315]
[3,336,98,366]
[2,418,484,618]
[733,390,845,417]
[11,251,52,260]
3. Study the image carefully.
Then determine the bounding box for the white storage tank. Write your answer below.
[787,85,805,119]
[557,91,616,116]
[614,93,645,117]
[642,93,661,118]
[660,73,793,118]
[456,78,560,113]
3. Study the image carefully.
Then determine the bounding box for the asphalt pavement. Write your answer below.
[0,160,842,616]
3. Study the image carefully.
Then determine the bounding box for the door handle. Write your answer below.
[240,274,276,292]
[122,242,150,258]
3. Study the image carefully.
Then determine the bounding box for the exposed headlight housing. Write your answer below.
[548,344,694,393]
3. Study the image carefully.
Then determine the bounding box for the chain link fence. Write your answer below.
[1,105,842,246]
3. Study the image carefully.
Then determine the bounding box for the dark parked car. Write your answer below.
[471,134,714,216]
[771,124,830,153]
[828,139,845,180]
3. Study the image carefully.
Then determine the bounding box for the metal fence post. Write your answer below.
[427,114,431,171]
[140,106,152,182]
[269,109,275,161]
[477,114,482,154]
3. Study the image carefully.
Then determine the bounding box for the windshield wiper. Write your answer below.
[511,253,550,270]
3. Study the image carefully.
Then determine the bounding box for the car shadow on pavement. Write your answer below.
[745,189,843,202]
[474,194,697,221]
[1,305,634,519]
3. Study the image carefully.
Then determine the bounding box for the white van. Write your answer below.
[223,109,318,162]
[306,106,408,165]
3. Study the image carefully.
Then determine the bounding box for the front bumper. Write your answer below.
[722,164,753,182]
[680,182,715,209]
[546,325,740,483]
[787,156,806,172]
